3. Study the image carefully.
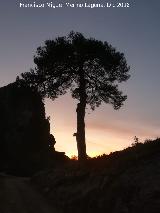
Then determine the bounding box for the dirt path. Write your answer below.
[0,174,59,213]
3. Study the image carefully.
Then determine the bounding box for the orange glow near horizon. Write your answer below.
[53,131,128,157]
[45,96,160,158]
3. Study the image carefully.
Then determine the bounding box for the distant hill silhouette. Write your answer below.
[32,138,160,213]
[0,82,68,176]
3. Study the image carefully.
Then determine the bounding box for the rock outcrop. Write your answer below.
[0,82,67,176]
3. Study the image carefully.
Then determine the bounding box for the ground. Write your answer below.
[0,173,60,213]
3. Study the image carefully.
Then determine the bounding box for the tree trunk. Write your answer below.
[76,102,86,160]
[76,68,87,161]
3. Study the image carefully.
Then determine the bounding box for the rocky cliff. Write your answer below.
[0,82,67,175]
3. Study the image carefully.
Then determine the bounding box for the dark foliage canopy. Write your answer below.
[18,31,130,110]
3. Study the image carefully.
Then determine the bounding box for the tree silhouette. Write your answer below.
[17,31,130,160]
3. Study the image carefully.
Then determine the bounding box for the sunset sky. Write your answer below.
[0,0,160,157]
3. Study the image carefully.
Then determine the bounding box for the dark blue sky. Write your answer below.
[0,0,160,156]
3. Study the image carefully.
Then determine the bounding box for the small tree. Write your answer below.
[17,31,130,160]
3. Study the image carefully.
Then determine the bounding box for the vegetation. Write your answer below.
[17,31,130,160]
[32,138,160,213]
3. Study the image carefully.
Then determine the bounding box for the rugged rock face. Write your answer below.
[0,82,67,175]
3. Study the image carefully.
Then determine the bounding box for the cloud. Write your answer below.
[87,120,160,139]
